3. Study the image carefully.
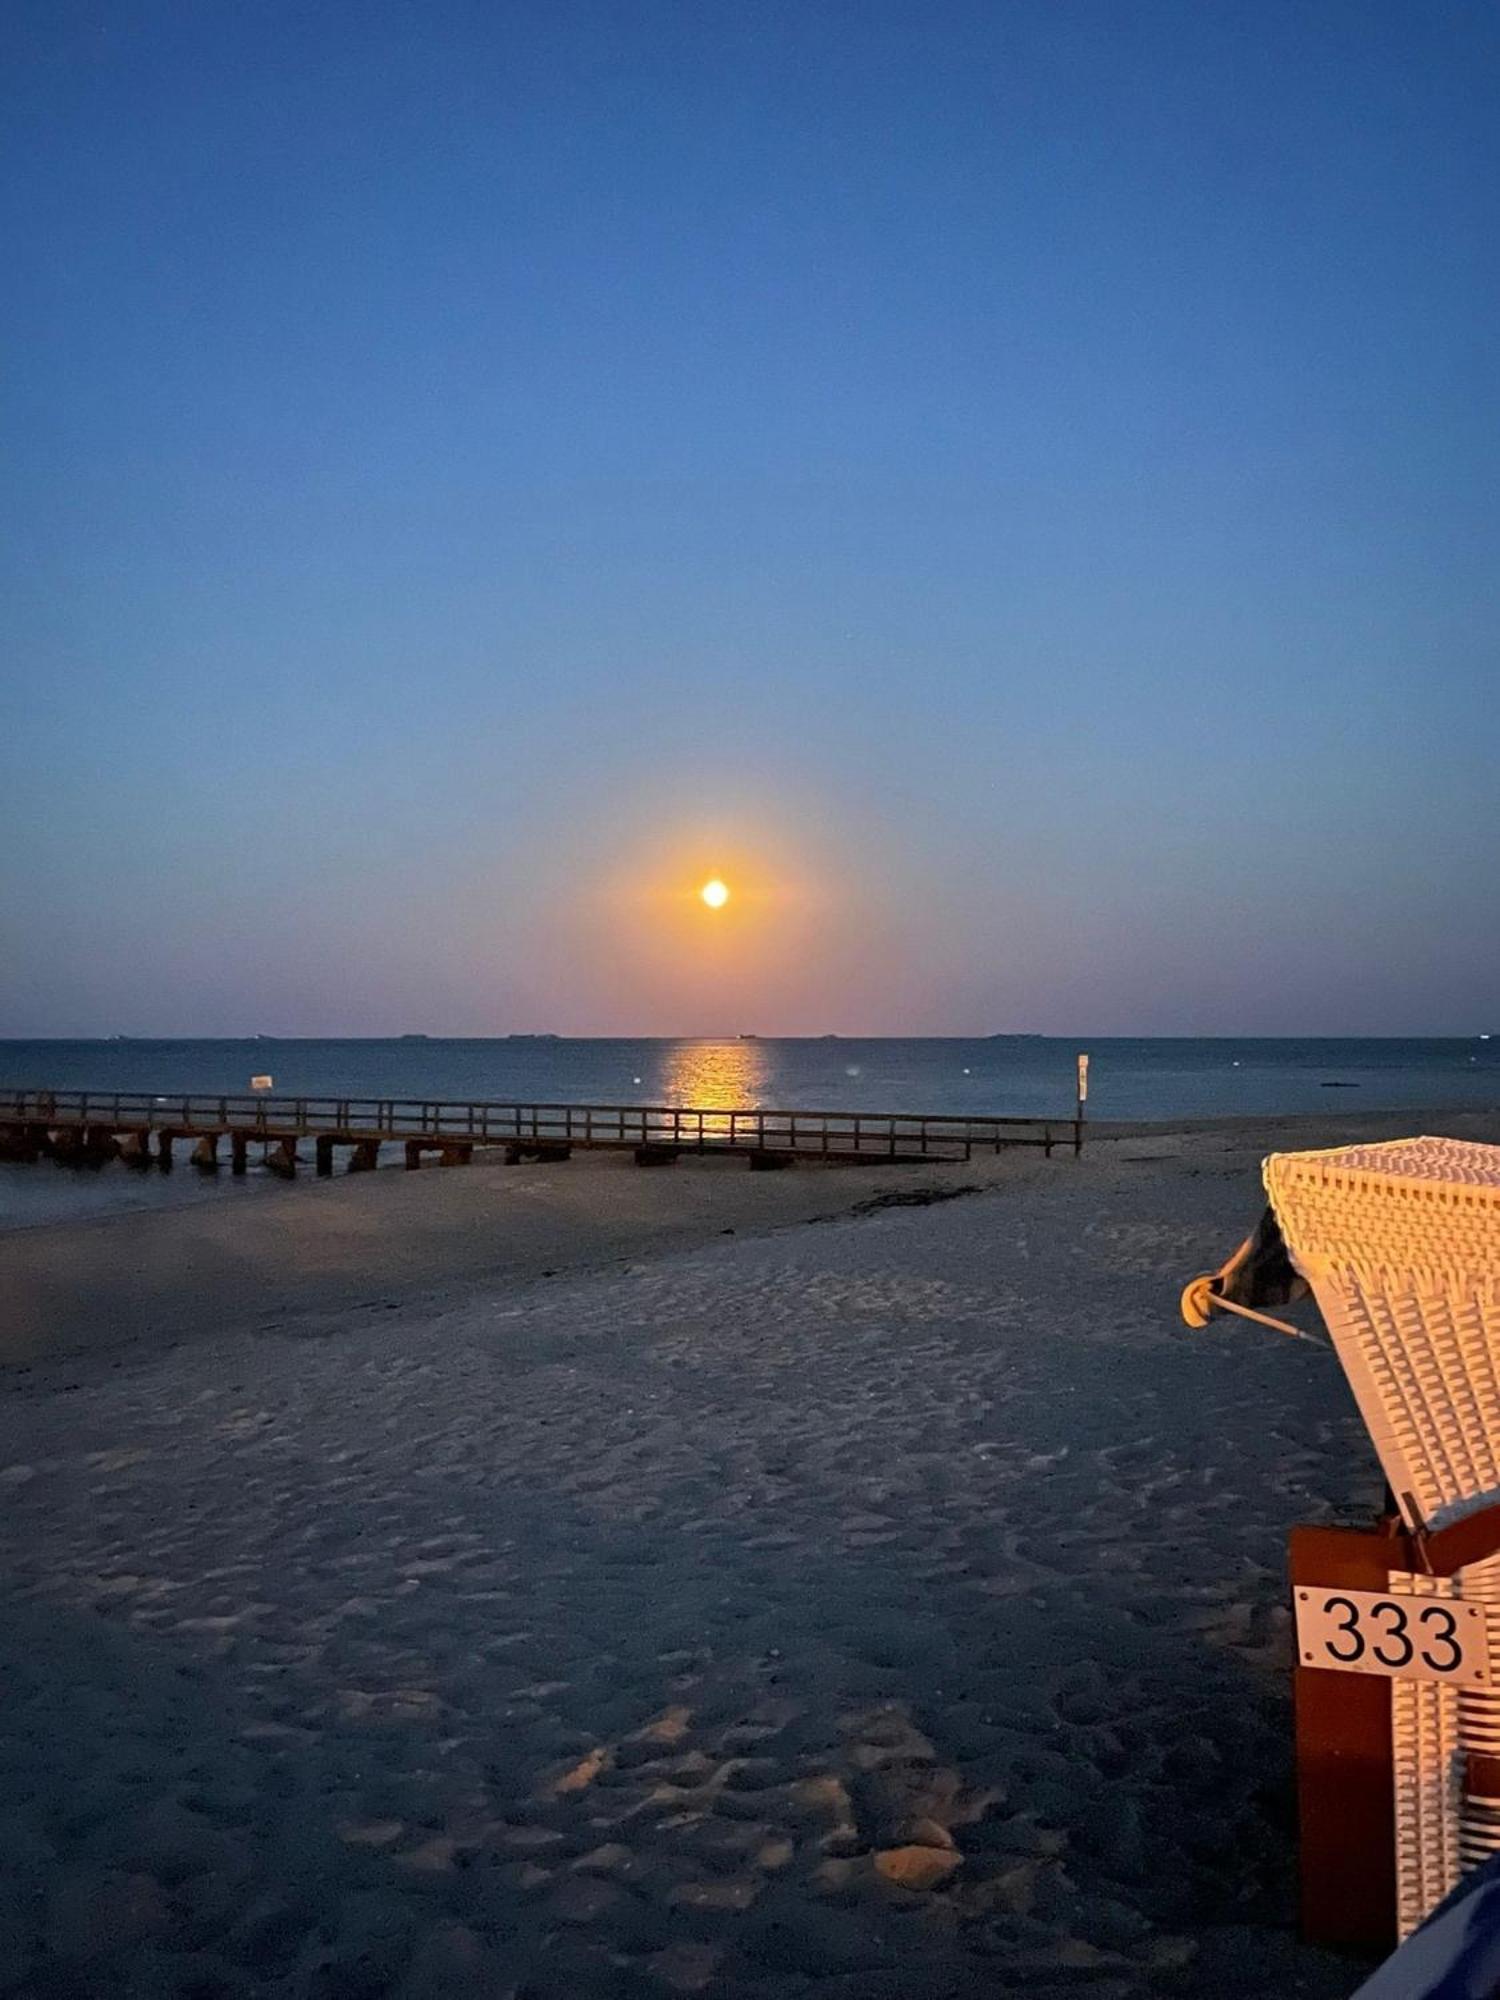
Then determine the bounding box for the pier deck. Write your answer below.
[0,1088,1082,1174]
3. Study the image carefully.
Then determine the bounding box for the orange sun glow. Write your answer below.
[699,878,730,909]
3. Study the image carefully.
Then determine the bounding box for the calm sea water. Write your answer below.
[2,1036,1495,1230]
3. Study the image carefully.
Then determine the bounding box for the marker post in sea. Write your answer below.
[1075,1053,1089,1156]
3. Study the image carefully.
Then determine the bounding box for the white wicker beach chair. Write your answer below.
[1264,1137,1500,1935]
[1264,1137,1500,1539]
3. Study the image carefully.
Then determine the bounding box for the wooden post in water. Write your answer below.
[230,1132,249,1175]
[1075,1052,1089,1157]
[155,1130,174,1170]
[315,1136,335,1178]
[191,1135,219,1172]
[83,1126,119,1163]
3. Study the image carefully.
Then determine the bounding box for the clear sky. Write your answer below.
[3,0,1496,1036]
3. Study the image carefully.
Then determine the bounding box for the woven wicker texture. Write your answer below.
[1388,1569,1469,1936]
[1265,1138,1500,1534]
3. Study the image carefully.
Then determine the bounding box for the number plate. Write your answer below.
[1295,1586,1491,1686]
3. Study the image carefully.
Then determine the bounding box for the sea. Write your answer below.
[1,1036,1495,1231]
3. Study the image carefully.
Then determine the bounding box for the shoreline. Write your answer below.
[6,1101,1497,1376]
[1086,1098,1500,1138]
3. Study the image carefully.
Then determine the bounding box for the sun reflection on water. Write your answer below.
[662,1039,769,1123]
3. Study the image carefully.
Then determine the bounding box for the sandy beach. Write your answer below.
[2,1107,1496,1997]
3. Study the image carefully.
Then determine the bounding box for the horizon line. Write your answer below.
[0,1032,1493,1046]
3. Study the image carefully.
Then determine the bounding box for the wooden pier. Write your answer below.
[0,1088,1083,1177]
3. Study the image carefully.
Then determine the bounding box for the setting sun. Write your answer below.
[700,878,730,910]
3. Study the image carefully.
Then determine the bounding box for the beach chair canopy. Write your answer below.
[1194,1137,1500,1536]
[1265,1138,1500,1535]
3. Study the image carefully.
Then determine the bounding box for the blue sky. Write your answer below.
[3,0,1496,1035]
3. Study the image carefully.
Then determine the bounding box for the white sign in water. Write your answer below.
[1294,1586,1491,1686]
[1077,1053,1089,1104]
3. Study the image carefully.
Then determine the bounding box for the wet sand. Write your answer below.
[1,1107,1495,1996]
[1,1147,1011,1368]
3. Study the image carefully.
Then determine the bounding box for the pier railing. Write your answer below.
[0,1088,1082,1161]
